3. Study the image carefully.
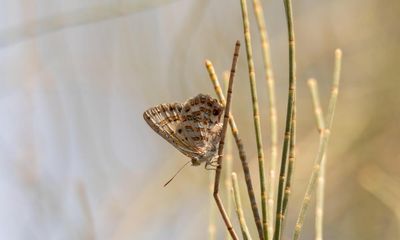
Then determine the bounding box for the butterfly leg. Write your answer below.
[205,159,219,170]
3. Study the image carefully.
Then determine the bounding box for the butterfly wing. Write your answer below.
[143,102,201,158]
[177,94,224,153]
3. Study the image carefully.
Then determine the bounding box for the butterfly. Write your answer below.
[143,93,224,169]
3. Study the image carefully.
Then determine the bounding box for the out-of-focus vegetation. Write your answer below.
[0,0,399,239]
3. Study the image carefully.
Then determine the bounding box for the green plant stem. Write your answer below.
[232,172,253,240]
[281,102,296,226]
[240,1,267,239]
[252,1,278,239]
[307,78,326,240]
[326,49,342,130]
[307,79,325,131]
[293,49,342,240]
[206,60,263,239]
[274,0,296,239]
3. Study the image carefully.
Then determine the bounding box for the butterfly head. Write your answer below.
[191,157,202,166]
[190,143,219,166]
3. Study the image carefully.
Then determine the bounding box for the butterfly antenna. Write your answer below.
[163,160,191,187]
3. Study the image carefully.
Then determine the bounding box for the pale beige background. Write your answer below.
[0,0,399,239]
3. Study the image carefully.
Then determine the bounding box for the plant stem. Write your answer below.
[213,41,241,240]
[274,0,296,239]
[292,49,342,240]
[232,172,253,240]
[223,72,234,240]
[240,0,267,239]
[326,49,342,130]
[307,78,325,240]
[281,102,296,227]
[206,60,263,239]
[252,1,278,239]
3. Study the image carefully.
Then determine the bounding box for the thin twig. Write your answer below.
[326,49,342,130]
[307,78,326,240]
[293,49,342,240]
[307,79,325,131]
[240,0,267,239]
[281,103,296,228]
[274,0,297,239]
[223,72,234,240]
[213,41,241,240]
[232,172,253,240]
[252,1,278,239]
[206,60,264,239]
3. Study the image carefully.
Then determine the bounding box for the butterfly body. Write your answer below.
[143,94,224,167]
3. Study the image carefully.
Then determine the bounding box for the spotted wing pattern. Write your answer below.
[177,94,223,153]
[143,94,224,163]
[143,102,199,158]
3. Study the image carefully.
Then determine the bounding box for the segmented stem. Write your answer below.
[213,41,241,240]
[274,0,296,239]
[232,172,253,240]
[206,60,263,239]
[293,49,342,240]
[240,0,267,239]
[252,1,278,239]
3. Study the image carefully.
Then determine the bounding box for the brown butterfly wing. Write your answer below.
[176,94,224,153]
[143,102,201,157]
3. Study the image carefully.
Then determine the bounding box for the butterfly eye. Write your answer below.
[213,108,221,116]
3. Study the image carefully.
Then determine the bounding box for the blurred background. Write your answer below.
[1,0,399,239]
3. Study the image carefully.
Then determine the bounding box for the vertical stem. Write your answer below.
[326,49,342,130]
[292,130,327,240]
[293,49,342,240]
[307,79,325,240]
[252,1,278,239]
[214,41,241,240]
[232,172,253,240]
[223,72,234,240]
[206,60,264,240]
[240,0,267,239]
[307,79,325,131]
[274,0,296,239]
[281,102,296,226]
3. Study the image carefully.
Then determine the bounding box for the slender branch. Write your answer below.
[252,0,278,238]
[307,79,325,240]
[206,60,264,239]
[213,41,241,240]
[326,49,342,130]
[307,79,325,131]
[223,72,234,240]
[293,49,342,240]
[274,0,296,239]
[281,102,296,226]
[232,172,253,240]
[240,0,267,239]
